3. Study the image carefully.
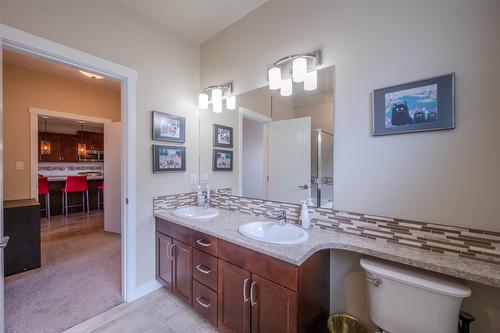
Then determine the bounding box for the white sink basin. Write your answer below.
[239,221,308,245]
[173,206,219,219]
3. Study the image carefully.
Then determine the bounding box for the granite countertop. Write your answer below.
[154,208,500,288]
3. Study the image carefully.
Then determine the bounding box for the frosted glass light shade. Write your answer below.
[280,78,292,97]
[268,67,282,90]
[226,95,236,110]
[212,88,223,113]
[292,57,307,82]
[304,70,318,91]
[198,93,209,109]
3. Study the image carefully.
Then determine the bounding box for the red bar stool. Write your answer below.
[38,176,50,220]
[97,182,104,211]
[61,176,89,217]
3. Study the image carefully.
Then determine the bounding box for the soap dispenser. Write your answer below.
[300,200,310,229]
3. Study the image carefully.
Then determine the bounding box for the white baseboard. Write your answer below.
[128,280,162,302]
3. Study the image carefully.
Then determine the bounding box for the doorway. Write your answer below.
[1,24,137,332]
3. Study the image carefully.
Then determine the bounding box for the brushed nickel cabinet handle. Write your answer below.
[196,239,213,247]
[196,296,211,308]
[250,281,257,307]
[243,278,250,303]
[195,264,212,274]
[169,244,176,260]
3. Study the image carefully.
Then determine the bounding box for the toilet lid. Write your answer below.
[360,257,471,297]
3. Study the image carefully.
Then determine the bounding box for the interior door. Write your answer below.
[267,117,311,204]
[104,122,121,233]
[250,274,298,333]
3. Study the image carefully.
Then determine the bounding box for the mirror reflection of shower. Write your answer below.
[311,129,333,208]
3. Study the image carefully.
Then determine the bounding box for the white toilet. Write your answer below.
[360,257,471,333]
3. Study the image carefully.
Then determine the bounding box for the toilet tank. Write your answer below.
[360,258,471,333]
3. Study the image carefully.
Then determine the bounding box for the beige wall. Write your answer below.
[1,1,200,288]
[2,63,120,200]
[201,1,500,233]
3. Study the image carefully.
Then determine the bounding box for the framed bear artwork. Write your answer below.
[372,73,454,136]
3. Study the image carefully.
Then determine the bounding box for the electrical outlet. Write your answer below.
[190,173,197,185]
[15,161,24,171]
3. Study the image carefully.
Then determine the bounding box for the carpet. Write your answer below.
[5,231,122,333]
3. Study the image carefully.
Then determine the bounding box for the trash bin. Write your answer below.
[327,313,368,333]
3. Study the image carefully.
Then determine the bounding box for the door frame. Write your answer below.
[1,24,138,305]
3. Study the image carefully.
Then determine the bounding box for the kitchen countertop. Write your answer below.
[155,208,500,288]
[46,176,104,182]
[4,199,40,209]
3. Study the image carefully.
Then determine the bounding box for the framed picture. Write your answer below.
[152,111,185,143]
[213,124,233,148]
[153,145,186,173]
[372,73,454,136]
[213,149,233,171]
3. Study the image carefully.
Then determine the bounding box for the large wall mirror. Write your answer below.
[199,66,334,208]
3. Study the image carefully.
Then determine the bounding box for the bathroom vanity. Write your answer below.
[155,216,330,333]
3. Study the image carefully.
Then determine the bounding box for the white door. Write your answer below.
[268,117,311,204]
[0,43,5,332]
[104,122,121,233]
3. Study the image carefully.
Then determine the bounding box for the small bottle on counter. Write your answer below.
[300,200,310,229]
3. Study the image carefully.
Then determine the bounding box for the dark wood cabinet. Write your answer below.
[251,274,297,333]
[218,260,251,333]
[156,232,173,289]
[155,217,330,333]
[60,133,79,162]
[172,239,193,303]
[78,131,103,151]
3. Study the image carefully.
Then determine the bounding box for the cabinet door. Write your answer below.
[218,260,251,333]
[60,134,79,162]
[156,232,173,290]
[251,274,297,333]
[91,132,104,151]
[172,239,192,304]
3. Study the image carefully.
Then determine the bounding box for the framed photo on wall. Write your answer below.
[153,145,186,173]
[152,111,185,143]
[372,73,455,136]
[213,149,233,171]
[213,124,233,148]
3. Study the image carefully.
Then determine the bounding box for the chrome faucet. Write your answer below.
[276,210,287,226]
[202,184,211,208]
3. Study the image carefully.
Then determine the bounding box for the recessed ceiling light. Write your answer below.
[79,70,103,79]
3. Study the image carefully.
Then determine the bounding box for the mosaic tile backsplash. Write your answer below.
[39,162,103,177]
[153,190,500,265]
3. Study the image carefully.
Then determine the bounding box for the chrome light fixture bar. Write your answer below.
[198,82,236,112]
[267,49,322,96]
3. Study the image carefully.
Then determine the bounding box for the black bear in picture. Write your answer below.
[414,111,426,124]
[391,101,414,126]
[427,111,437,123]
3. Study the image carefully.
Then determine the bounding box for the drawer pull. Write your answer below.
[195,264,212,274]
[196,296,211,308]
[196,239,213,247]
[243,278,250,303]
[250,281,257,307]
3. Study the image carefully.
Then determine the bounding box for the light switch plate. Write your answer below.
[15,161,24,171]
[202,173,208,184]
[190,173,197,185]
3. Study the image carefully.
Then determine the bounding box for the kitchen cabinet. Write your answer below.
[38,132,62,162]
[60,133,79,162]
[155,217,330,333]
[78,131,103,151]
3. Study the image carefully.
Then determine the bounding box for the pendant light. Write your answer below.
[292,57,307,82]
[78,122,87,156]
[280,78,293,97]
[268,67,282,90]
[40,117,51,155]
[304,70,318,91]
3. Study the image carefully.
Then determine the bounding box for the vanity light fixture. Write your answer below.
[267,49,322,94]
[79,70,104,80]
[198,82,235,113]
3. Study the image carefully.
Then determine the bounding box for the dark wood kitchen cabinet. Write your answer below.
[155,217,330,333]
[60,133,79,162]
[77,131,103,151]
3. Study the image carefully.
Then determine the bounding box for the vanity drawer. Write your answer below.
[193,249,218,290]
[193,279,218,326]
[193,230,218,257]
[156,217,193,244]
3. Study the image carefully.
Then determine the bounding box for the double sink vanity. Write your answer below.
[155,206,329,333]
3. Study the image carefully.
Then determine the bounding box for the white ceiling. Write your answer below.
[125,0,267,43]
[3,49,121,92]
